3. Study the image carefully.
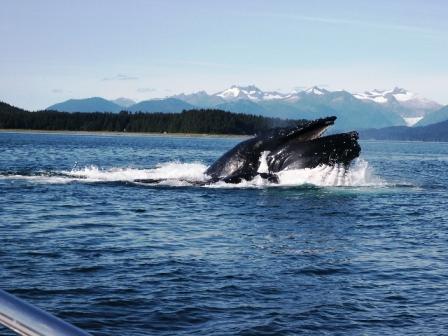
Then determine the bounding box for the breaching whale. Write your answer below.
[205,116,360,184]
[134,116,360,185]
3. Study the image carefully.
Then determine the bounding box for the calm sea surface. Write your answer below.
[0,131,447,335]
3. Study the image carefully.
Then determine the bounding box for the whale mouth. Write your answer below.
[267,130,361,173]
[262,116,337,146]
[287,116,336,143]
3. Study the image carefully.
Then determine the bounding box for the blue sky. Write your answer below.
[1,0,447,109]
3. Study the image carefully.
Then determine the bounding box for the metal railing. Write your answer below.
[0,289,91,336]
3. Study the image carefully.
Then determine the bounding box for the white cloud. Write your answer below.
[240,12,442,38]
[102,74,139,81]
[136,88,156,93]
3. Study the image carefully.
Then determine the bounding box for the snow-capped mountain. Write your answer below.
[46,84,445,130]
[354,87,438,106]
[178,85,330,105]
[166,85,444,128]
[172,91,225,107]
[303,86,329,96]
[214,85,288,101]
[354,89,391,104]
[354,87,441,124]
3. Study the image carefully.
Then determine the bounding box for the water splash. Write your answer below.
[277,159,385,187]
[0,159,385,188]
[65,162,209,184]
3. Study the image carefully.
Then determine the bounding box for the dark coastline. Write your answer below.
[0,101,299,136]
[2,101,448,141]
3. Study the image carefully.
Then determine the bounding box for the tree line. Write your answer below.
[0,101,302,135]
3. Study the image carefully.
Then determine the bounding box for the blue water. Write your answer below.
[1,131,447,335]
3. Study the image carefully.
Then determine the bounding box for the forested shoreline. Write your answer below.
[2,101,448,141]
[0,101,299,135]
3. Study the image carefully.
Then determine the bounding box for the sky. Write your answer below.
[1,0,447,110]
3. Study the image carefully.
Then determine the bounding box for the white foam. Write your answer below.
[277,159,385,187]
[0,174,76,184]
[257,151,270,173]
[207,159,385,188]
[1,159,385,188]
[65,162,209,183]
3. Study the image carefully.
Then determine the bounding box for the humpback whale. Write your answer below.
[135,116,360,185]
[205,116,360,184]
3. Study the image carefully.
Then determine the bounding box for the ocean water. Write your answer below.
[0,131,447,335]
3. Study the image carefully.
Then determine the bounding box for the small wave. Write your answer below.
[0,172,76,184]
[0,159,387,188]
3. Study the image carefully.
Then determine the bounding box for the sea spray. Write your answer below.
[0,159,384,188]
[65,162,209,183]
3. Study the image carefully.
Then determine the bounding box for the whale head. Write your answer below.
[205,116,360,183]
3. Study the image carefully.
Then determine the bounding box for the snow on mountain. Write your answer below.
[354,87,441,115]
[213,85,330,103]
[354,89,389,103]
[403,117,424,127]
[263,92,288,100]
[303,86,327,95]
[391,88,416,102]
[215,85,260,100]
[112,97,136,108]
[354,87,417,103]
[214,85,287,101]
[354,87,442,120]
[167,85,441,127]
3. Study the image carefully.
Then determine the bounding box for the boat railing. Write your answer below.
[0,289,91,336]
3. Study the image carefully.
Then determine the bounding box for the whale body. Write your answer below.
[205,116,360,183]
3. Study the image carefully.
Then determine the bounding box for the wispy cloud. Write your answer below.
[160,60,235,69]
[51,89,63,93]
[137,87,156,93]
[241,13,440,37]
[102,74,139,81]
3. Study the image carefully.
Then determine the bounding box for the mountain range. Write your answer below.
[47,85,446,131]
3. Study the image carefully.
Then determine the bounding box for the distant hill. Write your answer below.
[216,99,270,117]
[47,97,122,112]
[0,101,27,114]
[172,91,225,107]
[127,98,194,113]
[415,106,448,126]
[0,101,29,130]
[360,119,448,141]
